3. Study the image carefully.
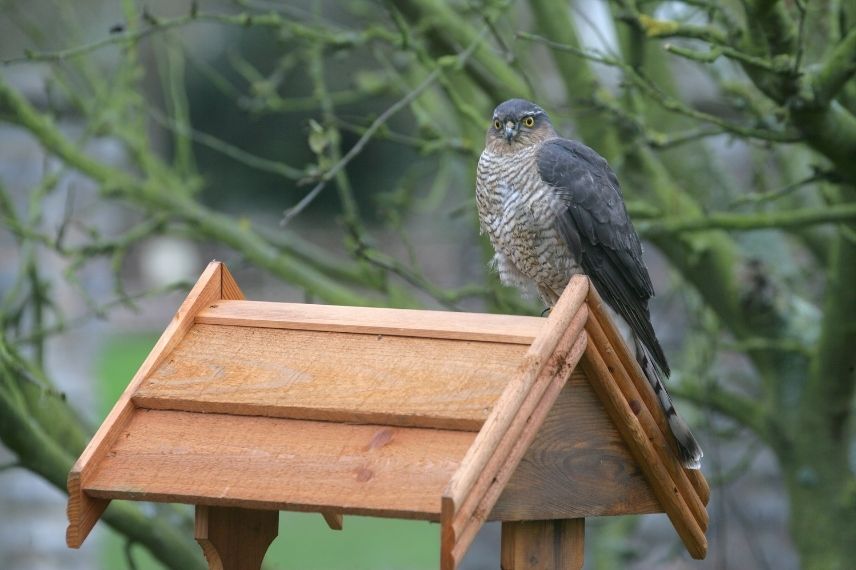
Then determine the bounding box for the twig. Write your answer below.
[331,117,472,154]
[663,42,791,73]
[146,106,304,180]
[305,15,362,232]
[519,31,802,143]
[13,281,191,346]
[633,13,729,44]
[356,244,489,310]
[721,337,812,356]
[728,169,833,208]
[280,28,487,226]
[1,10,287,66]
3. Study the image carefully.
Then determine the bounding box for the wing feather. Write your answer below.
[537,138,669,375]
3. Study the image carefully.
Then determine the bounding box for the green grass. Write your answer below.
[95,332,438,570]
[267,513,438,569]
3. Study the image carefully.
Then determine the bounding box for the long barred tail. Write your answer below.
[634,337,703,470]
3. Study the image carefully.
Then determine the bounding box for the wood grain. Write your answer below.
[525,276,589,363]
[586,313,707,531]
[491,372,660,521]
[195,505,278,570]
[453,318,588,536]
[500,519,584,570]
[196,300,545,344]
[84,409,474,520]
[449,333,587,567]
[220,264,245,302]
[444,277,588,511]
[67,261,225,548]
[322,512,343,531]
[586,285,710,505]
[581,343,707,559]
[134,325,528,431]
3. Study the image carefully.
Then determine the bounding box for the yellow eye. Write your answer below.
[523,116,535,127]
[494,120,502,129]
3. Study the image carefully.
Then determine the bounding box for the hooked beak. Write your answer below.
[504,121,517,143]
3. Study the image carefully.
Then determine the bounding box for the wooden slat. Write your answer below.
[581,343,707,559]
[84,409,474,520]
[195,505,278,570]
[134,325,528,431]
[500,519,584,570]
[67,261,225,548]
[586,313,708,531]
[452,311,589,538]
[196,300,545,344]
[322,512,343,531]
[220,264,245,301]
[447,332,587,568]
[443,276,588,512]
[586,285,709,505]
[490,372,660,521]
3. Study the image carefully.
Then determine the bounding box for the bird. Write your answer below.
[475,98,702,469]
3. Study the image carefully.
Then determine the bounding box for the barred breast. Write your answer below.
[476,143,580,304]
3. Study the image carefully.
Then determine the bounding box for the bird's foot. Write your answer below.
[540,306,552,317]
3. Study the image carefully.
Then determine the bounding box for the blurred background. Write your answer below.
[1,0,854,568]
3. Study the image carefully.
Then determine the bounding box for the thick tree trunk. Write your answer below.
[784,456,856,569]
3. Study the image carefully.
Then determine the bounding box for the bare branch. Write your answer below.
[669,381,772,444]
[0,76,387,307]
[637,203,856,236]
[633,13,729,45]
[146,106,305,180]
[281,29,487,225]
[517,32,802,142]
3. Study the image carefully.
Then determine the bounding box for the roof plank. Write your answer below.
[134,325,528,431]
[447,331,588,569]
[586,312,708,532]
[196,300,545,344]
[67,260,225,548]
[443,275,589,510]
[85,409,474,520]
[581,341,707,559]
[586,285,710,505]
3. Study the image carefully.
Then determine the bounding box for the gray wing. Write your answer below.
[537,138,669,376]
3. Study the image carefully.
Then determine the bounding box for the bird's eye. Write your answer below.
[523,116,535,127]
[493,120,502,129]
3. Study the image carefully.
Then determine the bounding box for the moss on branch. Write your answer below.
[811,27,856,106]
[637,203,856,235]
[0,76,393,307]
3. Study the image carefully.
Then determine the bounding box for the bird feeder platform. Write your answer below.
[67,261,709,569]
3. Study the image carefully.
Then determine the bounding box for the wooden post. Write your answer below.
[500,519,584,570]
[195,506,279,570]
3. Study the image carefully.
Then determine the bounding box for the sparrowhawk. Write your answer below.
[476,98,702,469]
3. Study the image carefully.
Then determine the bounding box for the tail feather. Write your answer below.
[635,337,703,470]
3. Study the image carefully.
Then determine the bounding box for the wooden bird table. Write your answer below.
[67,262,708,569]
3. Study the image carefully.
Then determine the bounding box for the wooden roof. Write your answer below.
[67,261,708,568]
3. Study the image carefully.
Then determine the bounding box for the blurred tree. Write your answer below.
[0,0,854,568]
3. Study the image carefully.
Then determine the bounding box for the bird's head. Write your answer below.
[485,99,556,153]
